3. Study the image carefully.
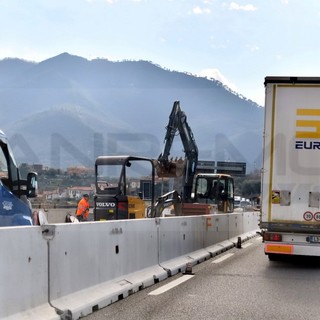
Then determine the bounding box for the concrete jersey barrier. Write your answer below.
[1,212,259,319]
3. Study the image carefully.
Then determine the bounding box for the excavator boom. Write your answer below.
[156,101,198,201]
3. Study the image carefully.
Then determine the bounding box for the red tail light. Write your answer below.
[263,232,282,242]
[118,202,127,211]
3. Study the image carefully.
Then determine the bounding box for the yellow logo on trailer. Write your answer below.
[296,108,320,139]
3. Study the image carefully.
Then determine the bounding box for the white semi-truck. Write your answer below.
[261,77,320,260]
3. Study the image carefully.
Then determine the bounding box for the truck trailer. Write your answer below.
[261,76,320,259]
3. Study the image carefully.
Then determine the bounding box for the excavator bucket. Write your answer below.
[153,158,186,178]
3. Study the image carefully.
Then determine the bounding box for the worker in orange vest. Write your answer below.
[76,194,90,222]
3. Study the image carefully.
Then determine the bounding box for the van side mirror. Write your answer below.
[27,172,38,198]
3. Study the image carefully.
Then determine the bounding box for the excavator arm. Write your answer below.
[155,101,198,201]
[149,190,182,218]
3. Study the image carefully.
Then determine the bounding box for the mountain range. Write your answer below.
[0,53,264,172]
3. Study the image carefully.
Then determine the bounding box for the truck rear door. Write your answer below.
[262,77,320,231]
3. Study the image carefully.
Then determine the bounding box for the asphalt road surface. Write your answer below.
[83,236,320,320]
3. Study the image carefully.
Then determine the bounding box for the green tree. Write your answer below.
[234,171,261,198]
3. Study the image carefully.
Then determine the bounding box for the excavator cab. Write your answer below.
[94,155,155,220]
[194,173,234,213]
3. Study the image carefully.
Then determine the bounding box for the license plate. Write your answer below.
[307,236,320,243]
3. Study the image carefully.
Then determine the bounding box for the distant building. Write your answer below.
[67,186,94,199]
[32,164,44,172]
[42,189,61,200]
[67,166,94,176]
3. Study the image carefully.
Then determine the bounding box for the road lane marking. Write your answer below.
[212,253,234,263]
[242,242,252,248]
[148,275,194,296]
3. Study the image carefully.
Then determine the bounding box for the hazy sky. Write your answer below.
[1,0,319,105]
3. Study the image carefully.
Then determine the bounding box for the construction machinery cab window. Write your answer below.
[94,156,155,220]
[195,174,234,213]
[96,159,151,197]
[196,177,227,203]
[96,163,124,195]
